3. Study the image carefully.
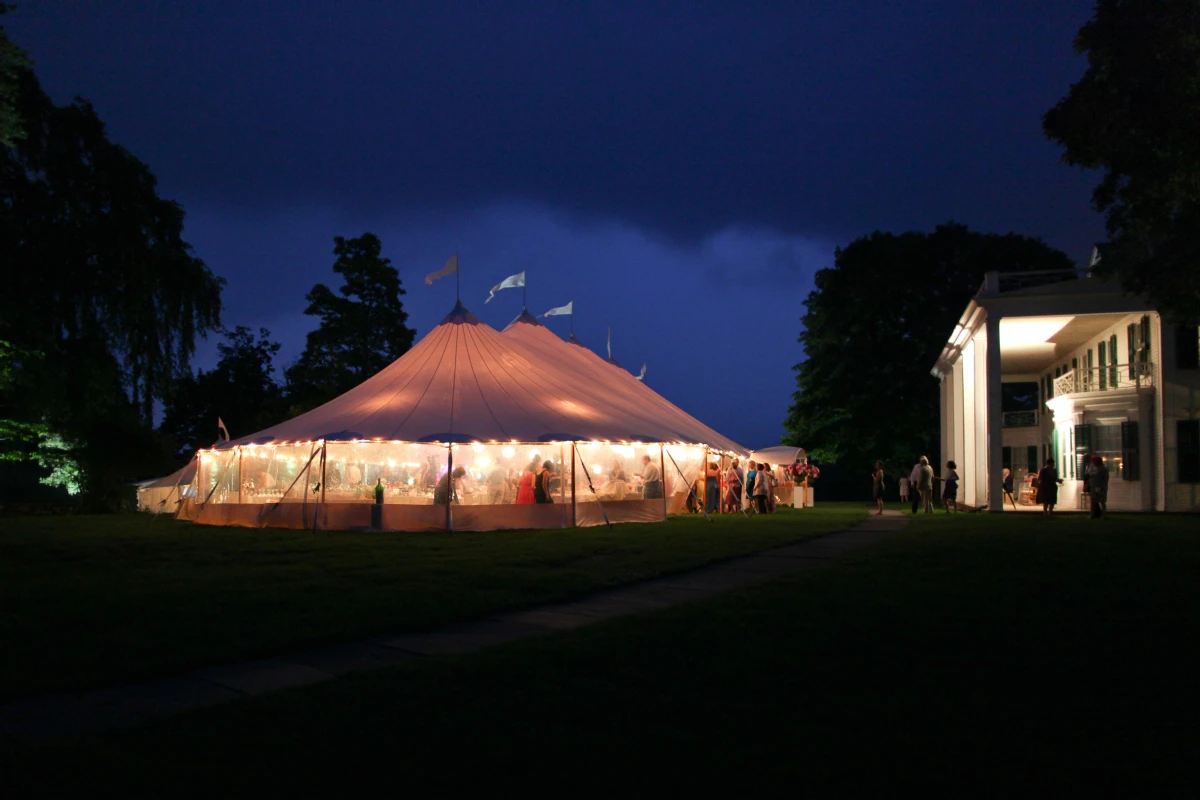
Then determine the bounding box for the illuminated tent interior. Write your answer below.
[183,302,747,532]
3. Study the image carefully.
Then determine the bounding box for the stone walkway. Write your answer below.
[0,511,910,742]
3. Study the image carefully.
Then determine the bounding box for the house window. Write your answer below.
[1077,423,1135,480]
[1109,334,1118,386]
[1026,445,1038,475]
[1002,446,1012,473]
[1177,325,1200,370]
[1180,420,1200,484]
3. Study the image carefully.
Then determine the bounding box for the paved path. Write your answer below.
[0,511,909,742]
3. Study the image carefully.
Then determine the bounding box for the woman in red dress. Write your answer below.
[516,463,536,504]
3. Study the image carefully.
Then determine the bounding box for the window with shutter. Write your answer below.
[1098,342,1107,390]
[1176,325,1200,370]
[1075,423,1093,477]
[1121,421,1139,481]
[1178,420,1200,484]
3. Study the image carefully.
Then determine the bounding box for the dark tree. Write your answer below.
[161,327,284,457]
[784,223,1074,477]
[0,66,221,501]
[1044,0,1200,324]
[0,69,223,425]
[284,233,416,413]
[0,4,30,146]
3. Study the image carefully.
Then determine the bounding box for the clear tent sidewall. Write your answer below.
[188,440,716,532]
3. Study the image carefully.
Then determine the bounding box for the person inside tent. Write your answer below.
[434,466,466,505]
[640,454,662,499]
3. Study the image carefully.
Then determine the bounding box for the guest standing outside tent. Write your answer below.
[705,460,720,514]
[753,460,770,514]
[942,461,959,513]
[745,461,758,513]
[872,461,886,516]
[1037,458,1061,516]
[908,459,923,514]
[726,458,743,513]
[1089,455,1109,519]
[917,456,934,513]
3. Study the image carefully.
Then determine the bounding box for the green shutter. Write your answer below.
[1098,342,1107,390]
[1128,324,1137,379]
[1121,421,1139,481]
[1110,334,1118,386]
[1141,315,1151,364]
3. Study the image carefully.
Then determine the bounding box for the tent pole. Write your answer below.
[264,444,320,528]
[314,442,326,533]
[659,444,667,519]
[704,446,709,514]
[559,443,566,528]
[237,448,244,505]
[446,443,454,534]
[571,443,577,529]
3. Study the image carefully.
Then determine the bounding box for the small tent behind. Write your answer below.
[136,461,197,515]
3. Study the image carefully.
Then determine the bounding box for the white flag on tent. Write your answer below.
[607,327,612,360]
[540,301,573,318]
[635,363,646,381]
[1089,246,1102,268]
[217,417,230,442]
[426,254,458,285]
[485,271,525,303]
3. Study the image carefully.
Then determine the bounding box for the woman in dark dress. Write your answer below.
[1036,458,1061,516]
[942,460,959,513]
[872,461,886,516]
[534,460,554,504]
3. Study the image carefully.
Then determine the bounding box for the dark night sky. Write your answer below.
[9,1,1103,448]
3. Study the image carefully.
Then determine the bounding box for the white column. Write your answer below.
[962,344,977,507]
[985,313,1004,512]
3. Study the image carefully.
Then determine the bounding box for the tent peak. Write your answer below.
[440,300,483,326]
[502,307,542,332]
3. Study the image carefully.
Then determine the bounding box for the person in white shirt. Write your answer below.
[898,474,910,504]
[640,454,662,499]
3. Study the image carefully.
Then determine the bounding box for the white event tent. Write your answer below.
[182,302,747,532]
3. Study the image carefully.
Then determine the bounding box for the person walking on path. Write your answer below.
[899,474,910,506]
[917,456,934,513]
[1037,458,1061,515]
[942,460,959,513]
[872,461,886,516]
[908,459,923,514]
[1089,455,1110,519]
[1001,468,1018,509]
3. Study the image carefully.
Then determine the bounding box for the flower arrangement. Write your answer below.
[788,462,820,482]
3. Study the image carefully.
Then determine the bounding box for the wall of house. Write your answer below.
[1159,318,1200,511]
[1038,312,1166,512]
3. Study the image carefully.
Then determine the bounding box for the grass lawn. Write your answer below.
[5,510,1199,794]
[0,503,864,702]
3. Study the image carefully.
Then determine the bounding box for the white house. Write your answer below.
[932,267,1200,512]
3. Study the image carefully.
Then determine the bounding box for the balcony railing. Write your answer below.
[1052,362,1155,397]
[1002,410,1039,428]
